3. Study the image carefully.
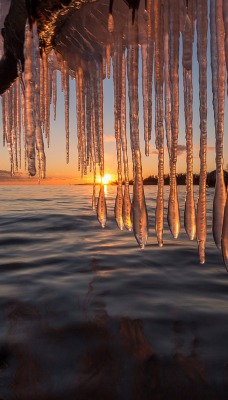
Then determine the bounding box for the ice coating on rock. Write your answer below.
[196,0,208,264]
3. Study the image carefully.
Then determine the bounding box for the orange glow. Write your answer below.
[96,174,113,185]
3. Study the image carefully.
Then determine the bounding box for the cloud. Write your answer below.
[177,144,186,155]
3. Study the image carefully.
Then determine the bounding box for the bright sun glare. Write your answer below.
[97,174,112,185]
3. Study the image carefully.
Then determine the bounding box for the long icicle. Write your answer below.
[212,0,226,250]
[196,0,208,264]
[223,0,228,93]
[167,0,180,239]
[113,37,124,230]
[121,51,132,231]
[154,0,164,247]
[24,21,36,177]
[128,11,148,248]
[182,2,196,240]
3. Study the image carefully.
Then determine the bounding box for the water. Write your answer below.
[0,184,227,399]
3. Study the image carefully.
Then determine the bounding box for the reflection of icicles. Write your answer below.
[222,195,228,269]
[196,0,208,264]
[182,6,196,240]
[167,0,180,239]
[212,0,226,250]
[24,22,36,177]
[97,184,107,228]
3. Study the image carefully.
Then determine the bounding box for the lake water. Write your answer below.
[0,184,227,400]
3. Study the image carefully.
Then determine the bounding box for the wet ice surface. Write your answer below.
[0,185,227,399]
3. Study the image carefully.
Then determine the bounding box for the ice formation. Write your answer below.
[0,0,228,267]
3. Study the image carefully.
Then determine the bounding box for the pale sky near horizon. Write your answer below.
[0,44,227,184]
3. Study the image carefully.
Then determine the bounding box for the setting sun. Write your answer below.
[96,174,113,185]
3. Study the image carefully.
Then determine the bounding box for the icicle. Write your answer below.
[62,60,70,163]
[141,43,149,156]
[223,0,228,93]
[212,0,226,250]
[98,64,104,179]
[33,23,46,180]
[164,0,172,159]
[43,51,50,146]
[17,59,25,96]
[222,194,228,269]
[167,0,180,239]
[4,90,14,175]
[182,4,196,240]
[154,0,164,247]
[147,0,154,143]
[12,84,18,171]
[2,93,6,147]
[16,78,22,169]
[132,150,148,248]
[106,44,111,79]
[102,50,107,79]
[196,0,208,264]
[113,38,124,230]
[121,52,132,231]
[128,13,148,248]
[97,184,107,228]
[92,163,96,211]
[108,13,114,33]
[53,69,57,121]
[39,56,44,127]
[24,21,36,177]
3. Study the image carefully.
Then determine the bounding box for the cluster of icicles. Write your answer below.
[0,0,228,268]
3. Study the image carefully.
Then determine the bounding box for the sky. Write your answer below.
[0,34,227,185]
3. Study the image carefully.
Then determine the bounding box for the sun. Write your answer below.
[96,174,112,185]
